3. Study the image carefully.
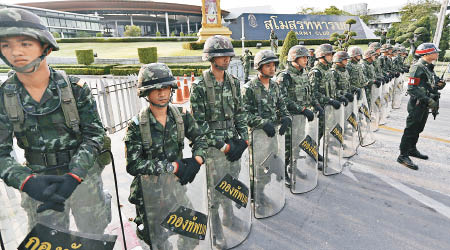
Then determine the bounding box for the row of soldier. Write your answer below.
[0,8,443,250]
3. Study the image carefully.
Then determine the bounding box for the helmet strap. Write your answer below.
[258,70,272,79]
[6,47,50,74]
[213,61,228,71]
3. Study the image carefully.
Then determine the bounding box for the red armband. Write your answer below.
[20,174,35,191]
[67,173,83,183]
[408,77,420,86]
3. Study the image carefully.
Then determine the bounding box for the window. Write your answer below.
[47,18,54,26]
[40,17,48,26]
[60,19,66,27]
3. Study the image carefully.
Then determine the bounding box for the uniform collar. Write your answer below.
[287,63,303,75]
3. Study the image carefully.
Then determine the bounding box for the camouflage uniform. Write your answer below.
[125,63,208,247]
[360,50,378,105]
[241,48,253,81]
[307,49,316,71]
[0,8,110,233]
[270,30,278,53]
[190,35,249,247]
[347,46,367,91]
[370,42,386,79]
[331,52,351,97]
[379,44,394,76]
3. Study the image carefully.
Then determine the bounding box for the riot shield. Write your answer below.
[251,128,285,219]
[206,147,251,250]
[386,79,393,116]
[392,76,403,109]
[343,95,359,158]
[323,104,344,176]
[4,160,121,250]
[357,89,376,147]
[370,84,382,132]
[290,114,319,194]
[379,82,389,125]
[140,166,209,250]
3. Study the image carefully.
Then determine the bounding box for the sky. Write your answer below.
[3,0,413,14]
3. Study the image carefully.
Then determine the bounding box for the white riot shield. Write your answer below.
[206,148,251,250]
[290,114,319,194]
[251,128,285,219]
[358,89,376,147]
[370,84,382,132]
[379,82,389,125]
[4,162,120,250]
[343,96,359,158]
[323,105,344,176]
[140,167,209,250]
[386,79,393,115]
[392,76,403,109]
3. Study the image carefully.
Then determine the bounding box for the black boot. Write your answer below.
[408,149,428,160]
[397,155,418,170]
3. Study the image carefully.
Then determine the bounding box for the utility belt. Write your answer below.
[208,119,234,130]
[25,149,77,174]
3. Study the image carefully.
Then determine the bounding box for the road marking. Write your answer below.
[379,125,450,144]
[352,162,450,220]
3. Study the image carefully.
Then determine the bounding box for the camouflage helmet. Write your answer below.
[415,43,441,56]
[202,35,235,61]
[254,50,279,70]
[0,8,59,51]
[315,44,334,58]
[380,43,393,52]
[369,42,381,50]
[137,63,177,97]
[287,45,308,62]
[363,49,376,59]
[332,51,350,63]
[244,48,250,53]
[348,46,363,57]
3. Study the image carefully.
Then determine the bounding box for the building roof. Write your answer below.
[367,5,403,15]
[18,0,229,16]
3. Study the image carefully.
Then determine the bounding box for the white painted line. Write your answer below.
[352,162,450,220]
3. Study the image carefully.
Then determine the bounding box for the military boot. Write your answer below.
[408,149,428,160]
[397,155,418,170]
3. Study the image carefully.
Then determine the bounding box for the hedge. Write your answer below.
[56,37,197,43]
[75,49,94,65]
[57,68,105,75]
[183,38,380,50]
[50,64,116,74]
[138,47,157,64]
[110,67,202,76]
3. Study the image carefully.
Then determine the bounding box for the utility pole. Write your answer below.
[241,16,245,55]
[433,0,449,46]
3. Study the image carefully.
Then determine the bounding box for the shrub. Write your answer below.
[137,47,157,64]
[58,68,105,75]
[52,32,61,38]
[156,31,161,37]
[171,31,175,37]
[56,37,196,43]
[96,32,103,37]
[124,25,142,37]
[76,31,90,38]
[279,31,298,69]
[75,49,94,65]
[179,32,184,37]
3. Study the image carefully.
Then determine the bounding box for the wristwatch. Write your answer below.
[165,162,175,173]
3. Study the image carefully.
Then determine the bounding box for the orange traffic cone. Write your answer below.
[191,72,195,82]
[173,77,185,104]
[183,74,190,100]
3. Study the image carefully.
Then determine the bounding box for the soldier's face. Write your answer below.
[0,36,47,68]
[423,52,439,63]
[213,56,231,69]
[147,87,172,106]
[340,59,348,66]
[295,56,308,69]
[260,62,276,77]
[324,54,333,63]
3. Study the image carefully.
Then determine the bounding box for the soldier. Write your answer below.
[309,43,342,161]
[398,43,446,170]
[347,46,367,99]
[243,50,290,211]
[360,49,381,105]
[125,63,208,248]
[190,35,250,248]
[270,30,278,53]
[307,48,316,70]
[391,45,404,76]
[0,8,111,235]
[330,51,353,103]
[276,45,315,186]
[379,43,395,80]
[369,42,388,84]
[241,48,253,82]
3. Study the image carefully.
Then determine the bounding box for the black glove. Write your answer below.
[345,93,354,102]
[314,104,324,118]
[36,173,81,213]
[279,117,291,135]
[226,138,248,162]
[328,99,341,109]
[262,122,276,137]
[355,88,362,100]
[175,158,201,185]
[375,79,382,88]
[301,108,314,121]
[338,96,348,106]
[395,72,400,78]
[384,76,389,83]
[21,175,65,207]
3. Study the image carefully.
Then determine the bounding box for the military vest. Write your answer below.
[280,66,312,105]
[331,65,351,93]
[247,77,280,116]
[311,62,336,98]
[138,104,185,157]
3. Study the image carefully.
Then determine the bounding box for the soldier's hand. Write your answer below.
[328,99,341,109]
[36,173,81,213]
[375,79,382,88]
[338,96,349,106]
[174,158,201,185]
[427,98,438,109]
[395,72,401,78]
[279,117,292,136]
[345,93,354,102]
[384,76,390,83]
[262,122,276,137]
[437,80,446,90]
[226,138,248,162]
[301,108,314,122]
[314,104,325,118]
[355,88,362,100]
[21,174,65,205]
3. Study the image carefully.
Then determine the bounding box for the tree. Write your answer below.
[279,31,298,69]
[438,14,450,60]
[124,25,141,37]
[330,19,357,51]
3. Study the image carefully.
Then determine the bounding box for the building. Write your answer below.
[17,0,229,37]
[0,3,102,38]
[366,5,403,30]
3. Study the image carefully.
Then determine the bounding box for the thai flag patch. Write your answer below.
[408,77,420,86]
